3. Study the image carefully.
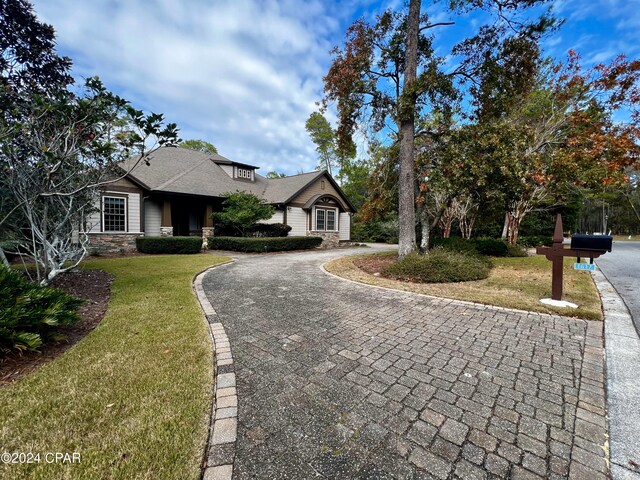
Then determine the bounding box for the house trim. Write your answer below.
[101,193,128,233]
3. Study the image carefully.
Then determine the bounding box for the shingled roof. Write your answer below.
[119,147,353,209]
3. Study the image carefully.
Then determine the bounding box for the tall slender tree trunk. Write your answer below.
[501,212,509,240]
[417,202,430,252]
[397,0,421,258]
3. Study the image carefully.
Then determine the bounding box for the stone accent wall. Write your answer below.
[307,231,340,248]
[160,226,173,237]
[88,233,141,254]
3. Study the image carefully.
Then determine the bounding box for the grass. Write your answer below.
[326,252,603,320]
[0,253,231,479]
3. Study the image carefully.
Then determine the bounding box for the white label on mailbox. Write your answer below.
[574,263,596,271]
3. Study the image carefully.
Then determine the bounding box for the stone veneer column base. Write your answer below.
[160,226,174,237]
[202,227,215,250]
[307,231,340,248]
[88,233,141,254]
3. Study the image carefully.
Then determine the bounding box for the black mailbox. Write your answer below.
[570,234,613,252]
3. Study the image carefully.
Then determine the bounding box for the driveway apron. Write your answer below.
[202,248,608,479]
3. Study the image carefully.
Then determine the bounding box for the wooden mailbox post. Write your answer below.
[536,214,611,301]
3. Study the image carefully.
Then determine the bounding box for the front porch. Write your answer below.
[151,195,222,239]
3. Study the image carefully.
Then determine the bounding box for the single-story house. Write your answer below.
[87,146,355,252]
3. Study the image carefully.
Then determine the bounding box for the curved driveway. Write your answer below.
[203,247,608,479]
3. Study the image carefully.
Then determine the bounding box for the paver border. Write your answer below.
[193,261,238,480]
[593,267,640,479]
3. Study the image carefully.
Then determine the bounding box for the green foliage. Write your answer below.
[517,235,553,247]
[306,111,338,174]
[506,243,528,257]
[0,266,83,355]
[432,237,509,257]
[251,223,292,237]
[351,216,399,244]
[471,238,509,257]
[212,192,275,237]
[384,249,492,283]
[265,171,287,178]
[179,139,218,154]
[213,222,291,238]
[432,237,478,254]
[135,236,202,254]
[0,240,21,262]
[1,3,179,283]
[0,0,73,98]
[208,236,322,252]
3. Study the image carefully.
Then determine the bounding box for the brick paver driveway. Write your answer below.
[202,248,608,479]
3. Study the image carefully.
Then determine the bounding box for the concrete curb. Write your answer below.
[194,262,238,480]
[593,268,640,479]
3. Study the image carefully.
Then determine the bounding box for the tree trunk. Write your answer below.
[506,212,525,245]
[417,203,430,252]
[440,211,453,238]
[397,0,421,258]
[627,196,640,224]
[501,212,509,240]
[461,213,477,239]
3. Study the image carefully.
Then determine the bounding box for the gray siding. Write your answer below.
[144,199,162,236]
[339,212,351,241]
[287,207,307,236]
[259,210,284,224]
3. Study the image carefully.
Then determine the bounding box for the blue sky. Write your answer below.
[31,0,640,175]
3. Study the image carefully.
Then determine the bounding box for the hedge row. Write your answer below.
[136,236,202,254]
[208,236,322,252]
[213,222,292,237]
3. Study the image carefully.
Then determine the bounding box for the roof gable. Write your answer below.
[119,147,355,211]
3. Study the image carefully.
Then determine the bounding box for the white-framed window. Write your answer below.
[237,168,252,179]
[315,207,337,231]
[103,196,127,232]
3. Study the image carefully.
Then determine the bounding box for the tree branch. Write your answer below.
[419,21,455,32]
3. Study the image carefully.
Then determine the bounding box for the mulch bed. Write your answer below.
[353,254,397,276]
[0,269,113,387]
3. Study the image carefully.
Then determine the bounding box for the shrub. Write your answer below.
[471,238,509,257]
[0,266,84,355]
[0,240,25,262]
[208,236,322,252]
[250,223,291,237]
[211,191,275,236]
[432,237,509,257]
[506,243,528,257]
[432,237,477,254]
[351,217,399,244]
[136,236,203,254]
[518,235,553,247]
[384,249,492,283]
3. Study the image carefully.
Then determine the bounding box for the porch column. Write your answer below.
[160,200,173,237]
[202,204,214,241]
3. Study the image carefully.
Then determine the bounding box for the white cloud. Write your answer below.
[32,0,359,175]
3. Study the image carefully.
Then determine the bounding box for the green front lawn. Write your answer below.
[0,254,231,479]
